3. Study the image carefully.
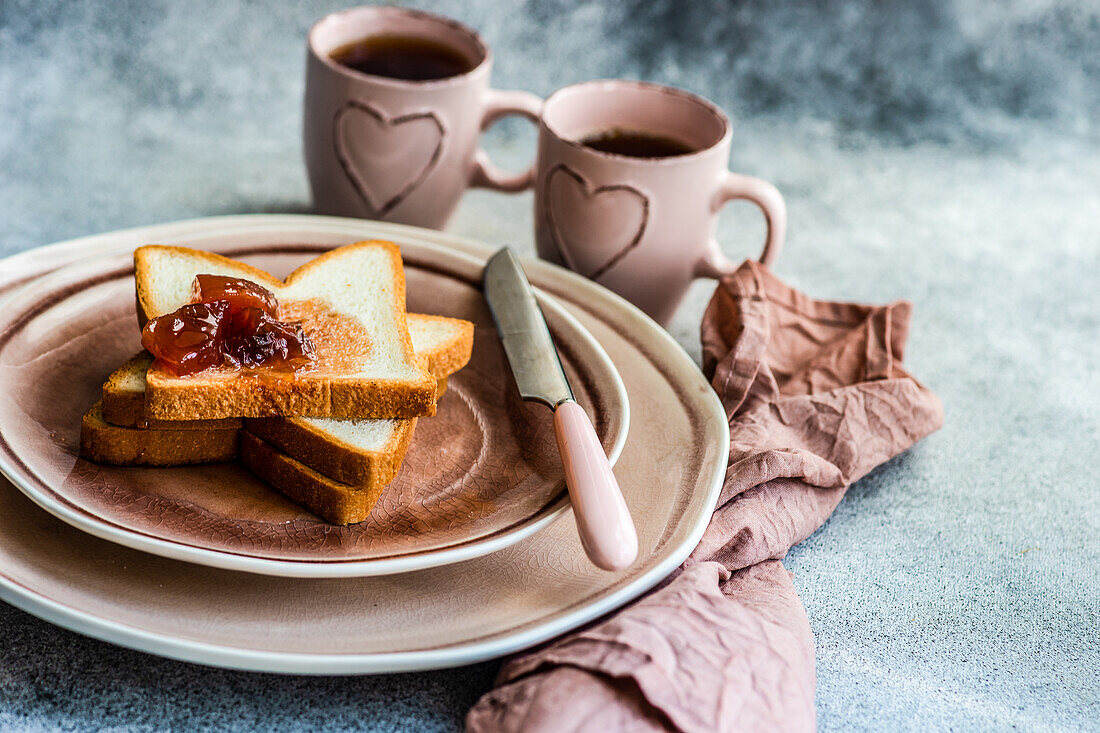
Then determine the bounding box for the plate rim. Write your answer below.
[0,241,630,578]
[0,215,728,674]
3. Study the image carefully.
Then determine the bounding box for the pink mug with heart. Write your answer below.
[305,6,541,229]
[534,80,787,325]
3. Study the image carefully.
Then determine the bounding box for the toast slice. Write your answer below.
[80,402,238,466]
[102,314,471,430]
[243,414,416,489]
[134,242,437,420]
[102,353,244,429]
[241,313,469,485]
[239,432,379,525]
[92,310,470,488]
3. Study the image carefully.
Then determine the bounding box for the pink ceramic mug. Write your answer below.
[304,7,541,229]
[534,80,787,325]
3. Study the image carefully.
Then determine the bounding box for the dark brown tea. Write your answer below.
[329,35,475,81]
[578,128,696,158]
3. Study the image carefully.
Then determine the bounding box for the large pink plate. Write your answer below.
[0,216,726,673]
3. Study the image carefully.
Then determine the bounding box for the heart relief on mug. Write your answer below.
[304,6,541,230]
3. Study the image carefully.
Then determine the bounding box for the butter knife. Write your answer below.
[483,247,638,571]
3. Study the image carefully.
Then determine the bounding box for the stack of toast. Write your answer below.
[79,241,474,525]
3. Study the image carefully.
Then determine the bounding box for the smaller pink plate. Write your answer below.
[0,242,628,578]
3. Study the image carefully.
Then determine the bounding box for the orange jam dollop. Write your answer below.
[141,274,317,376]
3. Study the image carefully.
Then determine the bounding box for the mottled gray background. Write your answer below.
[1,0,1098,731]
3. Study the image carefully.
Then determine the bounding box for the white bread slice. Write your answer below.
[247,314,470,484]
[80,402,238,466]
[239,432,377,525]
[244,414,415,488]
[134,242,436,420]
[103,314,470,429]
[95,315,473,489]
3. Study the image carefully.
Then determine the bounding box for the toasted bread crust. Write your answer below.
[134,241,437,420]
[239,432,381,525]
[80,403,238,466]
[100,385,148,427]
[142,371,437,420]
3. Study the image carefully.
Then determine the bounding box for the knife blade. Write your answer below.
[482,248,574,409]
[482,247,638,571]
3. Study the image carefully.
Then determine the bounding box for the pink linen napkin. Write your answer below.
[467,261,943,732]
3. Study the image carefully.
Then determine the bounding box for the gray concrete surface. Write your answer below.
[1,0,1098,730]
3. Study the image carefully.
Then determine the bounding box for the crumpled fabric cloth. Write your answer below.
[467,261,944,733]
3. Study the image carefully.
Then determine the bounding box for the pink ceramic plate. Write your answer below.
[0,241,628,577]
[0,216,726,673]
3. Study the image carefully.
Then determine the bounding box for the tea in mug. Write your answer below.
[578,128,695,158]
[329,34,474,81]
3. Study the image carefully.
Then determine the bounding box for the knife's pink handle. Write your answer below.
[553,401,638,571]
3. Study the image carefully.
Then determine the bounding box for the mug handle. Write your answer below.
[469,89,543,192]
[696,171,787,278]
